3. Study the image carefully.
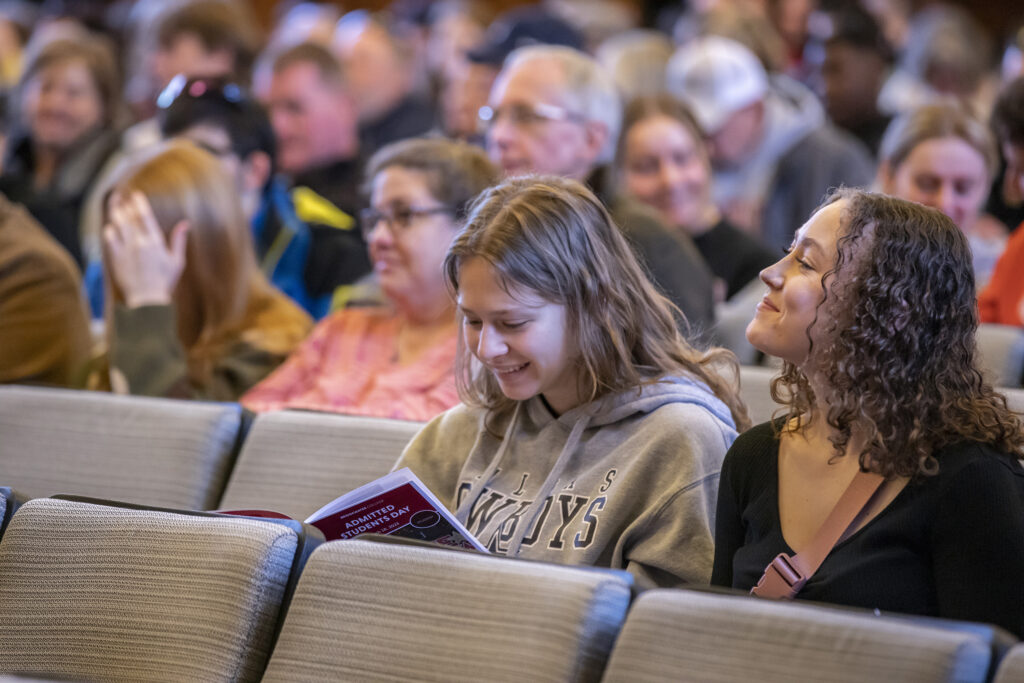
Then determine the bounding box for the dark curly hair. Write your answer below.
[772,188,1024,478]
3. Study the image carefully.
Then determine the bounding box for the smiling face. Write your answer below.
[622,113,713,231]
[23,57,104,151]
[882,136,989,234]
[746,199,846,366]
[457,256,582,415]
[367,165,456,318]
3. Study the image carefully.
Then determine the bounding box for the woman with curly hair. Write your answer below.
[711,188,1024,636]
[397,176,748,588]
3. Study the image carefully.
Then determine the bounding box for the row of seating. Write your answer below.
[0,384,422,520]
[0,494,1020,683]
[3,380,1024,681]
[3,376,1024,521]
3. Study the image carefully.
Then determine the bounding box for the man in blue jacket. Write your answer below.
[158,74,370,318]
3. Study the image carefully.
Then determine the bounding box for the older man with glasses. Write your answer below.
[480,45,716,335]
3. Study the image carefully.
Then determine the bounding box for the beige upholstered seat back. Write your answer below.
[0,498,298,683]
[0,385,241,509]
[994,642,1024,683]
[601,589,992,683]
[1000,387,1024,415]
[262,539,631,682]
[977,323,1024,388]
[217,411,423,519]
[738,365,784,426]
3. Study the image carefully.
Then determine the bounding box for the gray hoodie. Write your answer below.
[395,376,738,589]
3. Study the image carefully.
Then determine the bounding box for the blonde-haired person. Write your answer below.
[98,139,312,400]
[878,101,1004,286]
[713,189,1024,637]
[241,138,500,421]
[396,176,749,589]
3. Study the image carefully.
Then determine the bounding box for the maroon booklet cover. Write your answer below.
[304,468,486,552]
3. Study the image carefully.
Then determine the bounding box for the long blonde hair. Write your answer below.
[444,176,750,431]
[105,139,287,386]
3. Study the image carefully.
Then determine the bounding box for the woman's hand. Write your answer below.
[103,190,189,308]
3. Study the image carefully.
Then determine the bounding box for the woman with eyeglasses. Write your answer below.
[241,137,500,421]
[95,139,312,400]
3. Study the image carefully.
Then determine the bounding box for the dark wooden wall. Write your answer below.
[248,0,1024,46]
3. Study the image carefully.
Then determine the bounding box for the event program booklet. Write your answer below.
[303,468,487,552]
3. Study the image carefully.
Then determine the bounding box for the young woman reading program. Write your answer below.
[396,176,749,589]
[712,189,1024,637]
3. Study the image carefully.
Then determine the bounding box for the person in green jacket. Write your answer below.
[96,139,312,400]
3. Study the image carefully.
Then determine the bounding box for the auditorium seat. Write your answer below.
[994,643,1024,683]
[977,323,1024,388]
[600,589,993,683]
[0,498,300,683]
[738,365,783,425]
[1000,387,1024,415]
[260,539,632,682]
[713,279,763,365]
[0,487,23,542]
[0,385,242,509]
[217,411,423,521]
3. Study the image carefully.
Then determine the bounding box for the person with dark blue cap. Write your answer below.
[466,5,584,66]
[440,5,584,144]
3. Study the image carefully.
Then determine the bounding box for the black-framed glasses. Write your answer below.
[156,74,247,110]
[477,101,586,131]
[359,205,453,239]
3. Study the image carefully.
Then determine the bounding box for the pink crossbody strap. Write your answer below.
[751,469,885,600]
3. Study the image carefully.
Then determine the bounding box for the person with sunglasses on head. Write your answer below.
[241,137,499,422]
[481,44,716,337]
[158,74,369,319]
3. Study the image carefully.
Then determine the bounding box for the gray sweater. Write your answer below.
[395,377,738,589]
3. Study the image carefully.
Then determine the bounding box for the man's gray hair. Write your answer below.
[504,45,622,164]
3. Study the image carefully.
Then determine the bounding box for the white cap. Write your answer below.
[666,35,769,134]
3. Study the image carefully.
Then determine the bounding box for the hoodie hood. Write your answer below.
[452,375,737,557]
[396,374,738,584]
[529,375,737,432]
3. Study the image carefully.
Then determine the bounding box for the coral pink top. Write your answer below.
[241,307,459,422]
[979,221,1024,326]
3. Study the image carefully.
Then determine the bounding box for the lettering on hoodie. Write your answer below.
[455,468,618,554]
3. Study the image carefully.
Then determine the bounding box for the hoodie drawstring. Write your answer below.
[454,402,522,523]
[506,413,592,556]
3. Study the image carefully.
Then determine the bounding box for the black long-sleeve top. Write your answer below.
[712,421,1024,638]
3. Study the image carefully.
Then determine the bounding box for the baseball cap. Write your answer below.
[666,35,769,134]
[467,6,585,67]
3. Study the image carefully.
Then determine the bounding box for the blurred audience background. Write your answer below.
[2,0,1023,404]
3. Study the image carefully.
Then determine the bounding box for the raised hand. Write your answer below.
[103,190,190,308]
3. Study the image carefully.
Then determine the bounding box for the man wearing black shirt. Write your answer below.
[266,43,372,312]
